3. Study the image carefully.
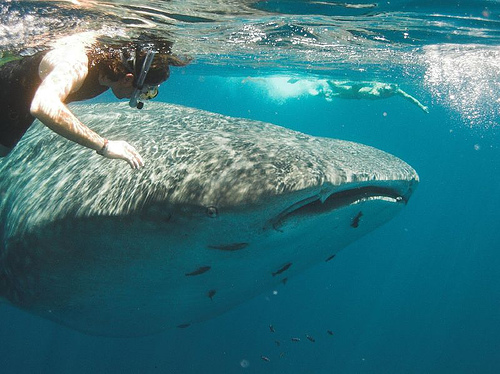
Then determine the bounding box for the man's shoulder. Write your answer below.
[49,32,98,51]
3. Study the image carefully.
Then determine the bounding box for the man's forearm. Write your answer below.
[30,97,106,151]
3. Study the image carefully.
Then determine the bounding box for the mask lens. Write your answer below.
[138,85,159,101]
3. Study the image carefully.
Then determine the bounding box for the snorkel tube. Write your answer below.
[129,49,156,109]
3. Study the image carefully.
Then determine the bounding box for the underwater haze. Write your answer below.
[1,1,500,373]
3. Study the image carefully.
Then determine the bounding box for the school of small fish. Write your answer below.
[258,324,335,364]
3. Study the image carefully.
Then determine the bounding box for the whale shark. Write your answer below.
[0,102,418,336]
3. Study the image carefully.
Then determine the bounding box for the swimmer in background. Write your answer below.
[0,32,190,168]
[286,78,429,113]
[325,80,429,113]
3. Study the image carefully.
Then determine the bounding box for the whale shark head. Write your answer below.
[0,102,418,336]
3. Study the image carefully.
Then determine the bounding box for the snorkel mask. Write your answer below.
[129,49,158,109]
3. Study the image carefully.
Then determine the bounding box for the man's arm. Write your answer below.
[30,59,106,151]
[396,88,429,113]
[30,51,144,168]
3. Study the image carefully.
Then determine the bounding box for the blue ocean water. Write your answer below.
[1,1,500,373]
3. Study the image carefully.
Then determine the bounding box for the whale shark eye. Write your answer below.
[206,206,218,218]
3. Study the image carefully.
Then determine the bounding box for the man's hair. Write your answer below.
[89,35,191,85]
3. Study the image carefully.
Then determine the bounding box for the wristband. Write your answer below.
[96,139,109,156]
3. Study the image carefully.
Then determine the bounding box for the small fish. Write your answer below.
[208,290,216,300]
[207,242,249,251]
[275,340,280,346]
[261,355,270,362]
[306,334,315,343]
[269,324,275,333]
[351,211,363,228]
[291,337,301,342]
[325,254,336,262]
[280,352,285,358]
[185,266,211,276]
[327,330,334,336]
[272,262,292,277]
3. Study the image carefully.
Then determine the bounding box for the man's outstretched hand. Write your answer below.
[101,140,144,169]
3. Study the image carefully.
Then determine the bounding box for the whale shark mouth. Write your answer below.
[270,184,411,230]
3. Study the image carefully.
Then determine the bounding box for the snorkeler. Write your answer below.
[284,78,429,113]
[0,32,190,168]
[324,80,429,113]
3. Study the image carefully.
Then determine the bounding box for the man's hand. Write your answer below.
[101,140,144,169]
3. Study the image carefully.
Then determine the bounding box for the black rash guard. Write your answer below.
[0,51,108,150]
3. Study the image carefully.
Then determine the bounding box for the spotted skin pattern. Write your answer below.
[0,102,418,336]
